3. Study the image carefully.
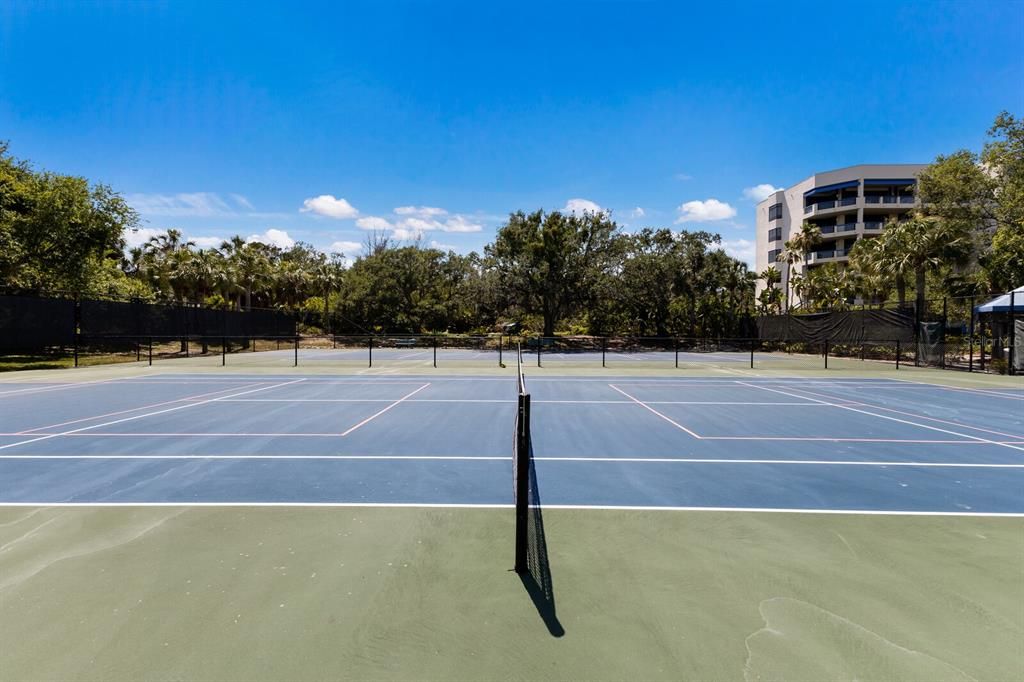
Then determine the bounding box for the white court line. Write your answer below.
[339,383,431,436]
[0,374,154,397]
[3,433,1021,444]
[15,383,271,434]
[607,384,702,438]
[0,501,1019,517]
[779,384,1024,441]
[0,379,307,451]
[1,454,1022,467]
[738,382,1024,454]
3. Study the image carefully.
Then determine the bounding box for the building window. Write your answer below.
[768,227,782,242]
[768,203,783,221]
[768,248,782,263]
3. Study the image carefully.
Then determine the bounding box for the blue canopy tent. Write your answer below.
[974,285,1023,374]
[974,285,1024,314]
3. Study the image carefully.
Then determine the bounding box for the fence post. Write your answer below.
[222,337,226,366]
[368,336,373,368]
[750,339,754,369]
[896,340,900,370]
[1011,291,1017,376]
[73,334,79,368]
[136,340,141,363]
[824,340,829,369]
[602,337,607,368]
[675,339,679,369]
[294,335,299,367]
[537,337,541,368]
[433,336,437,368]
[941,297,948,369]
[968,296,975,372]
[498,335,503,367]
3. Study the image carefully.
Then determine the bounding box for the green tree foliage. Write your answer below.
[0,142,139,294]
[485,210,620,336]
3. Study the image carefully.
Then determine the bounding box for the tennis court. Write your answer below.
[1,358,1022,680]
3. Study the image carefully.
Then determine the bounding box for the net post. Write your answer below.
[514,393,530,574]
[294,335,299,367]
[368,336,373,368]
[149,337,153,366]
[433,335,437,368]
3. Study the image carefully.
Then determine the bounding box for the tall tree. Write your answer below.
[486,209,620,336]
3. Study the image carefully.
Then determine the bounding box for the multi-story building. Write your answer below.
[755,163,927,305]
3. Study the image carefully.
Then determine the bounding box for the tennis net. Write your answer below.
[513,346,560,633]
[514,344,531,572]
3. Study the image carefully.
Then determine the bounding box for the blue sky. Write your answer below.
[1,1,1021,266]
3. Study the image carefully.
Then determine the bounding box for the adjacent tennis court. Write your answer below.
[1,359,1022,680]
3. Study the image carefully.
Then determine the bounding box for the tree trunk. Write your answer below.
[896,277,907,309]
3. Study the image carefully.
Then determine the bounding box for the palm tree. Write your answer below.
[776,242,803,312]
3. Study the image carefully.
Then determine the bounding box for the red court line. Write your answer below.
[776,384,1024,441]
[738,382,1024,454]
[0,379,308,451]
[15,383,271,434]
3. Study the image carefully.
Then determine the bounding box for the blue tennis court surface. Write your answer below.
[1,374,1021,513]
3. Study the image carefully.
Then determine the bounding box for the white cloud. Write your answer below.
[356,216,394,230]
[229,193,254,210]
[126,192,234,217]
[563,198,604,214]
[394,206,448,217]
[742,184,783,202]
[328,240,363,256]
[392,227,424,241]
[246,228,295,249]
[720,238,756,269]
[429,240,457,251]
[300,195,360,219]
[439,215,483,232]
[123,227,166,249]
[192,236,225,249]
[630,207,646,219]
[673,173,693,181]
[675,198,737,223]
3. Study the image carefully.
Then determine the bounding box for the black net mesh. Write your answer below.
[0,294,76,351]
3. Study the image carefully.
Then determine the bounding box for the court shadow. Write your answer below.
[518,451,565,637]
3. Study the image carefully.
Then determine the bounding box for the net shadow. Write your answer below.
[519,444,564,637]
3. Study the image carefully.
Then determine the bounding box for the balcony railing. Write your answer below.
[864,195,915,205]
[819,225,835,234]
[863,221,885,230]
[838,223,858,232]
[839,196,858,206]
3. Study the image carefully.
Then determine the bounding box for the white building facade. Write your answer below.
[755,164,927,304]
